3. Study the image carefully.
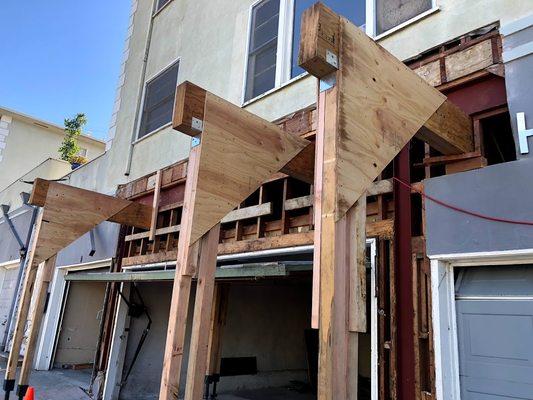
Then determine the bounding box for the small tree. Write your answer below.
[59,113,87,162]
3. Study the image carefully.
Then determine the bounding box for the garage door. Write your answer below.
[455,265,533,400]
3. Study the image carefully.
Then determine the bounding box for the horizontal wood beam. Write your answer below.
[29,178,152,229]
[284,194,313,211]
[415,99,474,154]
[220,202,272,224]
[279,135,315,184]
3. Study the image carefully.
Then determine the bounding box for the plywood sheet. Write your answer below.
[335,17,446,219]
[33,182,137,265]
[188,92,309,244]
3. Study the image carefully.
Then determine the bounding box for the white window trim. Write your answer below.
[366,0,439,40]
[429,248,533,400]
[134,57,180,142]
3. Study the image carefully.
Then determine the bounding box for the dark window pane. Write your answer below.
[376,0,432,34]
[291,1,366,78]
[245,0,280,101]
[156,0,170,12]
[139,61,179,138]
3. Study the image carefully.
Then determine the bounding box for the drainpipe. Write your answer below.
[124,0,157,176]
[1,194,38,351]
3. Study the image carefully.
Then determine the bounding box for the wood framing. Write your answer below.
[298,3,473,399]
[4,180,154,398]
[160,81,311,400]
[172,81,310,245]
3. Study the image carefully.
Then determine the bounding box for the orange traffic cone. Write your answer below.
[23,387,34,400]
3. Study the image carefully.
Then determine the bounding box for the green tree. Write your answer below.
[59,113,87,162]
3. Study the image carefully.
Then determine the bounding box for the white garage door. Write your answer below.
[455,265,533,400]
[0,266,20,344]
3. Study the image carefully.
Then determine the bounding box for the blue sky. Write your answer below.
[0,1,131,140]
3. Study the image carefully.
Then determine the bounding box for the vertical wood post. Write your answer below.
[17,255,57,396]
[160,147,202,400]
[184,223,221,400]
[4,209,44,394]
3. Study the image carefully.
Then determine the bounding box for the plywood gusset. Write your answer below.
[160,81,311,400]
[3,179,153,398]
[298,3,475,400]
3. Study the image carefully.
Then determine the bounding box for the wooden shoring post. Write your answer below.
[17,254,57,397]
[3,209,44,396]
[184,223,221,400]
[149,169,163,241]
[206,284,229,377]
[160,81,309,400]
[160,145,202,400]
[298,2,474,399]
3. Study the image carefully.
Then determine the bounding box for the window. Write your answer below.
[244,1,366,103]
[245,0,280,102]
[138,61,179,139]
[373,0,433,36]
[291,0,365,78]
[155,0,171,13]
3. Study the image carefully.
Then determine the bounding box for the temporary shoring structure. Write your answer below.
[2,180,153,400]
[159,3,473,400]
[3,3,474,400]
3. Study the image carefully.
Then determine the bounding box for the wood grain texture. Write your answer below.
[416,99,474,154]
[280,141,315,184]
[298,2,340,78]
[33,182,137,266]
[184,224,221,400]
[149,169,162,241]
[188,89,309,244]
[173,81,206,136]
[29,178,152,229]
[335,16,445,220]
[5,209,43,381]
[18,255,57,386]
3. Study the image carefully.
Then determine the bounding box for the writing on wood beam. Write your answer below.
[300,2,473,157]
[172,81,311,245]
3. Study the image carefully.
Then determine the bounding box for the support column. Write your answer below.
[17,255,57,398]
[394,146,415,400]
[4,209,43,397]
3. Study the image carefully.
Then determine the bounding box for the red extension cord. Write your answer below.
[392,177,533,227]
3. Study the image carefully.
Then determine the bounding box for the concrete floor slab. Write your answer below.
[0,360,92,400]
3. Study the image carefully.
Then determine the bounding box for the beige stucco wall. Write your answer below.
[0,158,71,210]
[0,110,105,191]
[101,0,531,193]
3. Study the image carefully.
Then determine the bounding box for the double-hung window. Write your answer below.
[244,0,365,103]
[245,0,281,102]
[138,60,179,139]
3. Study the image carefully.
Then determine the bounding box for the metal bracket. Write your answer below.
[191,134,201,148]
[517,112,533,154]
[319,72,337,92]
[326,50,338,69]
[192,117,204,131]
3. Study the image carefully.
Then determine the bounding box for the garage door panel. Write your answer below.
[461,376,533,400]
[457,300,533,400]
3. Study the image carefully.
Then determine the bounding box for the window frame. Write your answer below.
[365,0,439,40]
[135,58,180,142]
[153,0,173,16]
[242,0,294,105]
